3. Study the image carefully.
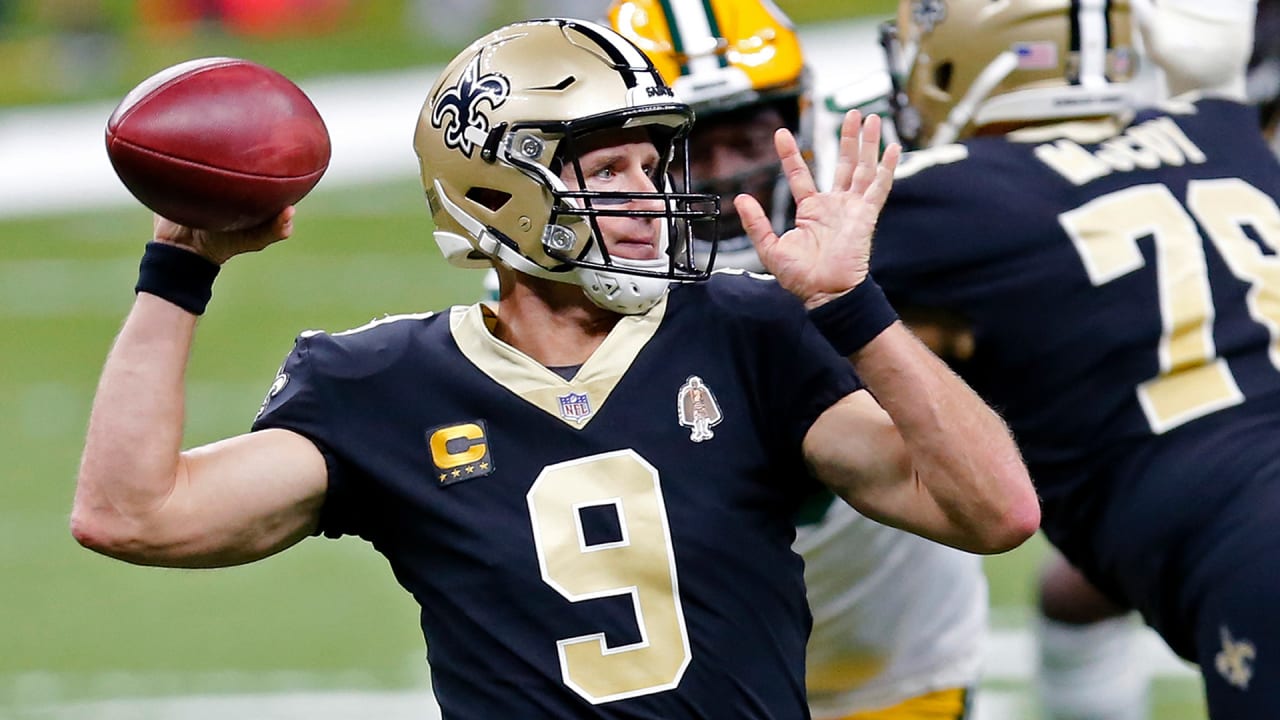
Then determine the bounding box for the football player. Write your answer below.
[71,17,1038,719]
[1034,3,1262,717]
[871,0,1280,716]
[609,1,989,718]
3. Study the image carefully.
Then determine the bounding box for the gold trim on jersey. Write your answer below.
[450,298,667,427]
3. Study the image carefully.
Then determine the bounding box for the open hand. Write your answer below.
[152,207,296,266]
[735,110,900,310]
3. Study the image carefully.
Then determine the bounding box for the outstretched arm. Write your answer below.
[737,110,1039,554]
[71,209,329,568]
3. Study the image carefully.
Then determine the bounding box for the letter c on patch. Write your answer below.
[429,423,488,469]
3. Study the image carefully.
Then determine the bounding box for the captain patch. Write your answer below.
[428,420,495,485]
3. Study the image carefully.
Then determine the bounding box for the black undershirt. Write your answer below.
[547,365,581,381]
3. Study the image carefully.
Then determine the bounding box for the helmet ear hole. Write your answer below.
[934,61,954,93]
[465,187,512,212]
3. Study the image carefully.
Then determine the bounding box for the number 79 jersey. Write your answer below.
[872,97,1280,479]
[252,273,862,719]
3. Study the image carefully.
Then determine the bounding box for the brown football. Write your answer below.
[105,57,331,232]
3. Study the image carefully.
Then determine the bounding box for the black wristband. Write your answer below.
[807,277,899,357]
[135,241,221,315]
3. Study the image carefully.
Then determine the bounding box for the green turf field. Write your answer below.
[1,181,448,697]
[0,177,1206,718]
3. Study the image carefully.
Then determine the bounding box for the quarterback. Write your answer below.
[71,16,1036,719]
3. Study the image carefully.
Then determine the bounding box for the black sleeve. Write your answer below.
[714,273,866,455]
[251,333,365,539]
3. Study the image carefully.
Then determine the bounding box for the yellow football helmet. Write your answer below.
[883,0,1139,149]
[608,0,809,270]
[414,18,719,315]
[608,0,809,119]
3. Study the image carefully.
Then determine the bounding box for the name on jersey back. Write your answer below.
[1034,116,1206,186]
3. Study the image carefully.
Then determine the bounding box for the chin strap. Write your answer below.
[572,228,672,314]
[577,262,670,315]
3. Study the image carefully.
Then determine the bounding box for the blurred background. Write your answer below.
[0,0,895,106]
[0,1,1204,718]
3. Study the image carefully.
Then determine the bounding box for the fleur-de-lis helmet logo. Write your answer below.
[431,54,511,158]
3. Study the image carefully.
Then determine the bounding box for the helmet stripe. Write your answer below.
[566,19,651,88]
[655,0,690,76]
[698,0,728,68]
[658,0,727,79]
[1075,0,1111,88]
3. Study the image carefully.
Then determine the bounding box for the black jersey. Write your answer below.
[873,97,1280,484]
[253,271,862,719]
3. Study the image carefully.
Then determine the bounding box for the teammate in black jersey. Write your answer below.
[874,0,1280,715]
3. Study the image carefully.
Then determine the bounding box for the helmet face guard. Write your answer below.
[671,104,789,273]
[504,109,720,282]
[880,19,922,149]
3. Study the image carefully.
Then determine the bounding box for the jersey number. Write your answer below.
[1062,179,1280,433]
[526,449,691,704]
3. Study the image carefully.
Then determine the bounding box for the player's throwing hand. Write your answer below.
[735,110,900,310]
[151,207,295,266]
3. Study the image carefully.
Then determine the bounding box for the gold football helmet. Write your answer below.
[883,0,1139,149]
[608,0,810,271]
[414,18,719,315]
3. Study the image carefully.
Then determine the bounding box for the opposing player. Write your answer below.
[70,17,1038,718]
[871,0,1280,715]
[609,1,988,717]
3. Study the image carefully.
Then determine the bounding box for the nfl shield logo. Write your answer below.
[557,392,592,423]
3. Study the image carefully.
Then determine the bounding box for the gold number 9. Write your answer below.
[526,449,692,704]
